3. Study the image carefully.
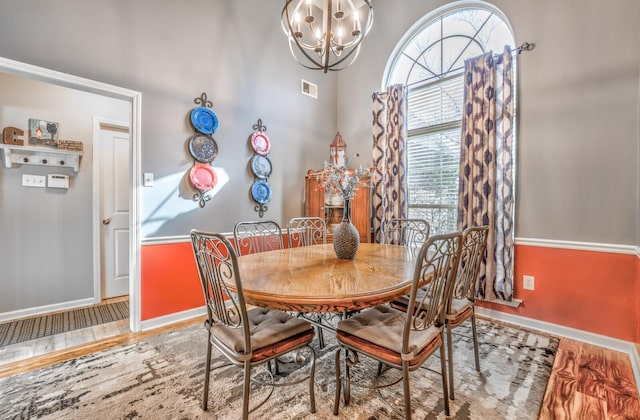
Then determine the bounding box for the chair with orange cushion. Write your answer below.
[333,232,462,419]
[191,230,316,419]
[445,225,489,399]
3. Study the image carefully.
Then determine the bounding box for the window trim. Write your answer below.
[384,0,516,235]
[381,0,515,90]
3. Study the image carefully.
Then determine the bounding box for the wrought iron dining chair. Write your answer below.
[287,216,326,248]
[384,218,431,317]
[190,230,317,419]
[445,225,489,400]
[286,216,328,347]
[233,220,291,372]
[333,232,462,419]
[233,220,283,256]
[382,218,430,257]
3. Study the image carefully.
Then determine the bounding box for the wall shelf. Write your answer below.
[0,144,83,172]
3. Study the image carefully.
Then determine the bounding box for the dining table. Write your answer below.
[235,242,419,314]
[236,242,421,404]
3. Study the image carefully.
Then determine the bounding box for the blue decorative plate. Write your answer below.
[190,107,219,134]
[188,134,218,163]
[251,181,272,204]
[250,155,272,179]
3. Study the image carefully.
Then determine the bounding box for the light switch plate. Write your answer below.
[22,174,46,188]
[143,172,154,187]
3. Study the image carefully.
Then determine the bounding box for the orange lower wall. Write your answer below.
[141,236,293,321]
[141,242,202,320]
[478,244,638,343]
[141,241,639,342]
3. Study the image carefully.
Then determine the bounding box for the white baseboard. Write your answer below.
[632,345,640,394]
[0,297,99,323]
[139,306,207,331]
[476,307,640,394]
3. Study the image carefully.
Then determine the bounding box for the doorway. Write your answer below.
[96,120,131,299]
[0,57,143,333]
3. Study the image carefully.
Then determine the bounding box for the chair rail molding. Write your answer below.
[145,235,639,254]
[515,237,637,255]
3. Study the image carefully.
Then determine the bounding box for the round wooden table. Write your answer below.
[236,243,418,313]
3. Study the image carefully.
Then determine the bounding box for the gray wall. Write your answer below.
[0,73,130,312]
[0,0,339,313]
[0,0,339,238]
[337,0,640,245]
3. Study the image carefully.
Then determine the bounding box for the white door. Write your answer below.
[99,124,130,298]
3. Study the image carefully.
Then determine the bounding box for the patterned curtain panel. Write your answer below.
[458,46,514,302]
[371,84,407,243]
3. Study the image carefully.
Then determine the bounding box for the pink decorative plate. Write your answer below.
[250,131,271,155]
[189,164,217,192]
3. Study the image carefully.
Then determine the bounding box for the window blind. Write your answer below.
[406,75,464,234]
[407,75,464,131]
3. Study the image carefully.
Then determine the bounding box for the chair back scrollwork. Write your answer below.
[453,226,489,302]
[287,217,326,248]
[382,218,430,256]
[233,220,284,256]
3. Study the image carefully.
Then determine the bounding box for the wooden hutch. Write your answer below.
[304,169,371,243]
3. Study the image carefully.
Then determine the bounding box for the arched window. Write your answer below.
[385,4,515,235]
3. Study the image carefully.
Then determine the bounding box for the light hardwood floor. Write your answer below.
[0,318,131,366]
[539,338,640,419]
[0,314,638,419]
[0,296,133,372]
[0,316,204,379]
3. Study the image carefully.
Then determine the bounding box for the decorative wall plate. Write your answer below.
[251,180,272,204]
[250,154,272,179]
[188,134,218,163]
[190,164,217,191]
[250,131,271,155]
[190,107,219,134]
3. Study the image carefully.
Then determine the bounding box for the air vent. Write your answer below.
[301,79,318,99]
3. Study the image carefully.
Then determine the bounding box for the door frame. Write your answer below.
[92,117,131,302]
[0,56,143,333]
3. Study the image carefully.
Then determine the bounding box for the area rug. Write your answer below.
[0,317,558,419]
[0,300,129,347]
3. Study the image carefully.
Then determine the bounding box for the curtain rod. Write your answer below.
[400,41,535,90]
[517,41,535,52]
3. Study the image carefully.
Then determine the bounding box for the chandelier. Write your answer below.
[281,0,374,73]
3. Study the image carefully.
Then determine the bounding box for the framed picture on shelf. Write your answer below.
[28,118,59,146]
